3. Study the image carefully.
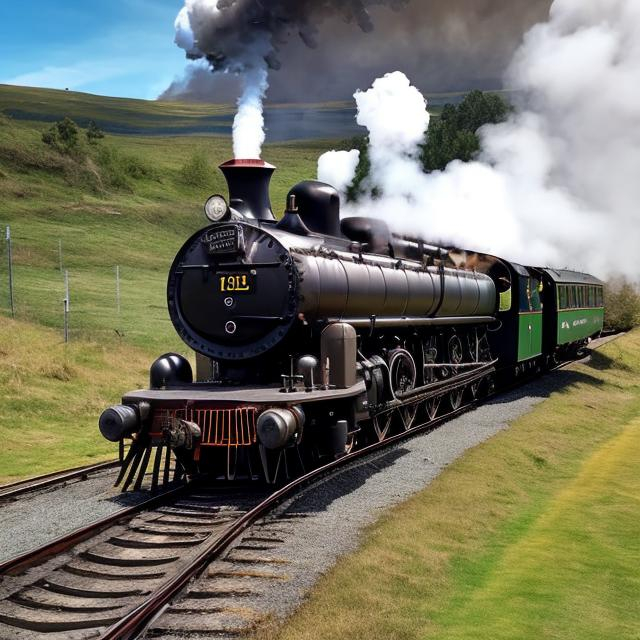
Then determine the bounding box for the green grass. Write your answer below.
[0,315,154,483]
[0,84,234,132]
[259,331,640,640]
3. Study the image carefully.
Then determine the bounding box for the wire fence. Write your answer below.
[0,225,179,352]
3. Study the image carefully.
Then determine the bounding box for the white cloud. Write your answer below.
[5,61,126,92]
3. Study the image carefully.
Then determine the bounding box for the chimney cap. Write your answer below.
[219,158,276,169]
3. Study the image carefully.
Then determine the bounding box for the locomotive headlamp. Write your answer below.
[204,194,230,223]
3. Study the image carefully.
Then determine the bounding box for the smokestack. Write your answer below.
[219,159,276,222]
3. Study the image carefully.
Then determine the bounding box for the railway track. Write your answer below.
[0,390,477,640]
[0,338,615,640]
[0,461,120,503]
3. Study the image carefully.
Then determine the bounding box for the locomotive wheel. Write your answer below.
[397,403,418,431]
[345,432,356,454]
[469,380,481,399]
[388,349,418,431]
[448,335,464,376]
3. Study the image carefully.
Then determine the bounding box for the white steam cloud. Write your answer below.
[320,0,640,278]
[317,150,361,195]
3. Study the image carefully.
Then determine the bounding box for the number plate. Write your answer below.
[218,273,255,294]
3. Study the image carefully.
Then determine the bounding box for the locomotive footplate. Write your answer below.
[123,381,366,406]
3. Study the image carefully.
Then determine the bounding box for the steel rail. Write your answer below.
[0,483,189,576]
[0,460,120,502]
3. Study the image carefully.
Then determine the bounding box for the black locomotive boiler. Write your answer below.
[99,159,604,490]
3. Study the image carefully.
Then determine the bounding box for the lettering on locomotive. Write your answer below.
[202,225,244,255]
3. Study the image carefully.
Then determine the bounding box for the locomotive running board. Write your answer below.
[332,316,496,329]
[390,359,498,408]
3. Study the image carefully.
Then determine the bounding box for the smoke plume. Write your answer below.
[165,1,551,103]
[319,0,640,278]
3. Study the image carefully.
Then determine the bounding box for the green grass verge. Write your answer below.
[260,331,640,640]
[0,315,155,483]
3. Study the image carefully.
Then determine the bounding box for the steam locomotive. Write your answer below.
[99,159,605,490]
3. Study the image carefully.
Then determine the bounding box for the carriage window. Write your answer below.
[597,287,604,306]
[589,287,595,307]
[559,285,568,309]
[568,286,575,308]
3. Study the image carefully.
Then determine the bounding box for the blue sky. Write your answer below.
[0,0,189,99]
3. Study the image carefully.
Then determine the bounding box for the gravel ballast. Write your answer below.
[0,469,150,563]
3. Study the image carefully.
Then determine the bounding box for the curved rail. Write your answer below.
[0,484,188,576]
[0,341,611,638]
[99,395,481,640]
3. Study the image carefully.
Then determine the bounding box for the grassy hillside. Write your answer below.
[0,84,235,135]
[264,332,640,640]
[0,91,328,354]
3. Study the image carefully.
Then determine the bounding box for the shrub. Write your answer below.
[179,150,211,188]
[93,146,126,189]
[604,278,640,332]
[42,117,82,155]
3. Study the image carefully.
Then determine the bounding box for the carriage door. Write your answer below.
[518,276,543,362]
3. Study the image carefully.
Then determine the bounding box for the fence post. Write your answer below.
[116,265,121,314]
[6,226,15,318]
[63,269,70,343]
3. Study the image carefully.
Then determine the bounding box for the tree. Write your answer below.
[421,90,511,172]
[41,117,80,154]
[86,120,105,144]
[604,278,640,332]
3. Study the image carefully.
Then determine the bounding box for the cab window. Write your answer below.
[530,279,542,311]
[519,278,530,312]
